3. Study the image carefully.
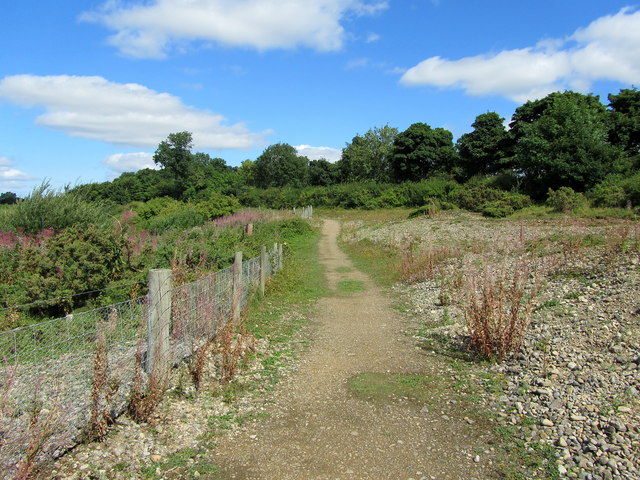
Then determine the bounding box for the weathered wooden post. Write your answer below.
[260,245,267,296]
[232,251,243,322]
[278,243,283,271]
[147,269,172,374]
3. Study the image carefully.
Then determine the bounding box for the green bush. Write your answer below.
[0,182,112,234]
[546,187,588,213]
[195,192,240,219]
[134,197,183,220]
[620,171,640,206]
[454,185,531,216]
[0,225,125,316]
[481,201,515,218]
[588,179,627,208]
[145,206,208,233]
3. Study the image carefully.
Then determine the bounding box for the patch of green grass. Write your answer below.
[347,372,439,405]
[335,266,353,273]
[338,237,400,287]
[335,279,366,294]
[494,425,560,480]
[140,447,219,480]
[535,298,560,311]
[244,225,326,342]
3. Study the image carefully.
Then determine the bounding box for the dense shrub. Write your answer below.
[546,187,588,213]
[587,178,627,208]
[195,192,240,219]
[144,206,208,233]
[454,185,531,217]
[0,183,112,234]
[239,180,461,210]
[0,225,125,316]
[620,171,640,206]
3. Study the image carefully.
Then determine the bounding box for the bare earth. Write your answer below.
[210,219,494,480]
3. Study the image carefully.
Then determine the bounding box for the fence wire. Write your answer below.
[0,245,282,479]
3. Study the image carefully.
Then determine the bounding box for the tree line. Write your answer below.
[3,87,638,208]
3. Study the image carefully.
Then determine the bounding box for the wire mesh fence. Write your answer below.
[0,244,283,479]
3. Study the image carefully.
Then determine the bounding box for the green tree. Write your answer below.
[338,125,398,182]
[390,123,457,182]
[511,91,620,198]
[153,131,195,197]
[308,159,340,186]
[608,88,640,155]
[252,143,309,188]
[456,112,512,179]
[0,192,18,204]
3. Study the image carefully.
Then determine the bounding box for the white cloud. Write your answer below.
[0,157,35,192]
[366,33,380,43]
[401,7,640,102]
[0,74,269,150]
[295,145,342,162]
[81,0,388,58]
[103,152,158,172]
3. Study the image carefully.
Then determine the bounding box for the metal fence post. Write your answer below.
[147,269,172,374]
[232,251,243,322]
[260,245,267,296]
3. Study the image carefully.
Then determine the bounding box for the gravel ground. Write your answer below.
[350,212,640,480]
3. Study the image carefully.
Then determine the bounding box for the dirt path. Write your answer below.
[211,219,494,479]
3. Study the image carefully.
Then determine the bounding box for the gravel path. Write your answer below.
[210,219,493,480]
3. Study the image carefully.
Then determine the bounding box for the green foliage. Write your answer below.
[390,123,458,182]
[0,182,112,234]
[339,125,398,183]
[252,143,309,188]
[1,225,125,316]
[239,179,460,210]
[454,185,531,217]
[0,214,314,328]
[308,159,340,186]
[153,131,194,197]
[620,171,640,206]
[456,112,512,179]
[0,192,18,204]
[511,91,621,199]
[587,177,628,208]
[194,192,240,219]
[608,87,640,153]
[144,206,208,234]
[546,187,588,213]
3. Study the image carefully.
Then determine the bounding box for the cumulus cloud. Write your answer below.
[295,145,342,162]
[0,157,35,192]
[81,0,388,58]
[103,152,158,172]
[400,7,640,102]
[0,74,269,150]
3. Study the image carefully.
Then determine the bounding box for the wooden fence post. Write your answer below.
[260,245,267,296]
[232,251,243,322]
[278,243,284,271]
[147,269,172,374]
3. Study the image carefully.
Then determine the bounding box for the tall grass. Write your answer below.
[0,182,112,234]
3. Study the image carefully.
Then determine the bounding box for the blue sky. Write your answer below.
[1,0,639,196]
